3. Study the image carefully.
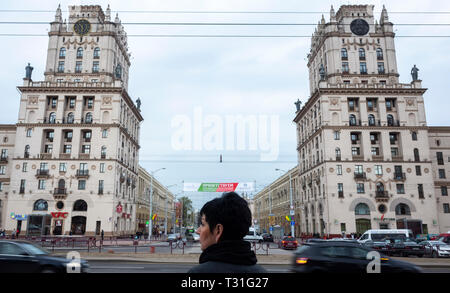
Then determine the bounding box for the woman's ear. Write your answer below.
[214,224,224,242]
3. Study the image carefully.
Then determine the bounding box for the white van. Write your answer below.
[358,229,413,243]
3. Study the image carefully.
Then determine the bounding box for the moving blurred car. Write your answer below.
[186,232,200,242]
[383,238,425,257]
[261,233,273,242]
[419,240,450,258]
[362,240,392,255]
[0,240,89,273]
[279,236,298,250]
[291,241,423,273]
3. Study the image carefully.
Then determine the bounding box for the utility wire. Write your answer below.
[0,34,449,38]
[1,9,450,14]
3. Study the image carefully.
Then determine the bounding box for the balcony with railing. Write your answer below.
[375,191,389,202]
[393,172,406,181]
[53,188,67,200]
[36,169,50,178]
[76,170,89,178]
[354,172,367,180]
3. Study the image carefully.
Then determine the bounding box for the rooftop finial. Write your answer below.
[55,4,62,23]
[105,4,111,21]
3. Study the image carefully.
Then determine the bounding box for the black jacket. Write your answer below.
[188,240,267,273]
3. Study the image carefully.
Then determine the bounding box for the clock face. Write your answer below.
[73,19,91,36]
[350,19,369,36]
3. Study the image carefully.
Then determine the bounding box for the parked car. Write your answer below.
[279,236,298,250]
[0,240,89,273]
[186,232,200,242]
[419,241,450,258]
[243,233,263,243]
[291,241,423,273]
[362,240,392,255]
[357,229,413,244]
[383,238,425,257]
[167,233,181,242]
[261,233,273,242]
[437,233,450,245]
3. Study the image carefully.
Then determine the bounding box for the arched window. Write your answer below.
[359,48,366,59]
[355,203,370,215]
[59,47,66,58]
[67,112,74,124]
[376,182,385,192]
[33,199,48,211]
[376,48,383,59]
[368,114,376,126]
[85,112,93,124]
[77,47,83,58]
[73,200,88,212]
[395,203,411,215]
[341,48,348,59]
[93,47,100,58]
[414,148,420,162]
[349,114,357,126]
[387,114,394,126]
[49,112,56,124]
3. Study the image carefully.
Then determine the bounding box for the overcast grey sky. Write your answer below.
[1,0,449,210]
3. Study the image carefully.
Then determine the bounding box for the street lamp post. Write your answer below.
[148,168,165,240]
[276,168,294,237]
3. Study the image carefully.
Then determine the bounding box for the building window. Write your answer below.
[349,114,357,126]
[441,186,448,196]
[352,147,360,156]
[59,47,66,58]
[77,47,83,58]
[437,152,444,165]
[58,61,64,73]
[99,180,104,194]
[395,203,411,216]
[341,48,348,59]
[33,199,48,211]
[59,163,67,172]
[82,145,91,154]
[391,147,399,157]
[49,112,56,124]
[334,131,340,140]
[22,162,27,172]
[93,47,100,59]
[375,165,383,176]
[396,184,405,194]
[38,180,46,190]
[102,129,108,138]
[418,184,424,199]
[78,180,86,190]
[386,99,395,111]
[67,112,74,124]
[337,165,342,175]
[0,166,5,175]
[359,48,366,60]
[85,112,93,124]
[101,146,107,159]
[75,61,82,73]
[100,163,105,173]
[377,62,385,74]
[92,61,99,73]
[414,148,420,162]
[357,183,365,194]
[387,114,394,126]
[368,114,376,126]
[342,62,349,73]
[371,147,380,156]
[20,179,26,193]
[411,131,418,141]
[376,48,383,60]
[355,203,370,215]
[444,204,450,214]
[360,62,367,74]
[415,166,422,176]
[63,144,72,154]
[26,128,32,137]
[69,98,76,109]
[438,169,446,179]
[338,183,344,198]
[335,148,341,160]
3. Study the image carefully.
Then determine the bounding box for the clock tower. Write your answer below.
[45,5,130,91]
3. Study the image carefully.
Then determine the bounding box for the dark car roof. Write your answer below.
[305,241,366,247]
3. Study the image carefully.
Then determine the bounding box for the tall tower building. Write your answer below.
[3,5,143,236]
[293,5,440,236]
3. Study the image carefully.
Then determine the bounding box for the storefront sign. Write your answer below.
[10,213,27,221]
[373,217,395,221]
[51,212,68,219]
[116,204,123,213]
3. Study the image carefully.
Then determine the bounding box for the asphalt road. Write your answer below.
[87,261,450,273]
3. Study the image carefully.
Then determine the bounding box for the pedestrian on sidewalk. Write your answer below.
[101,230,104,242]
[188,192,267,273]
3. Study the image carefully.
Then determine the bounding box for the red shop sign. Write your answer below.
[51,212,68,219]
[116,204,123,213]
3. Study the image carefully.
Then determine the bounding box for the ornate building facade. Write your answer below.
[1,5,144,236]
[255,5,446,237]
